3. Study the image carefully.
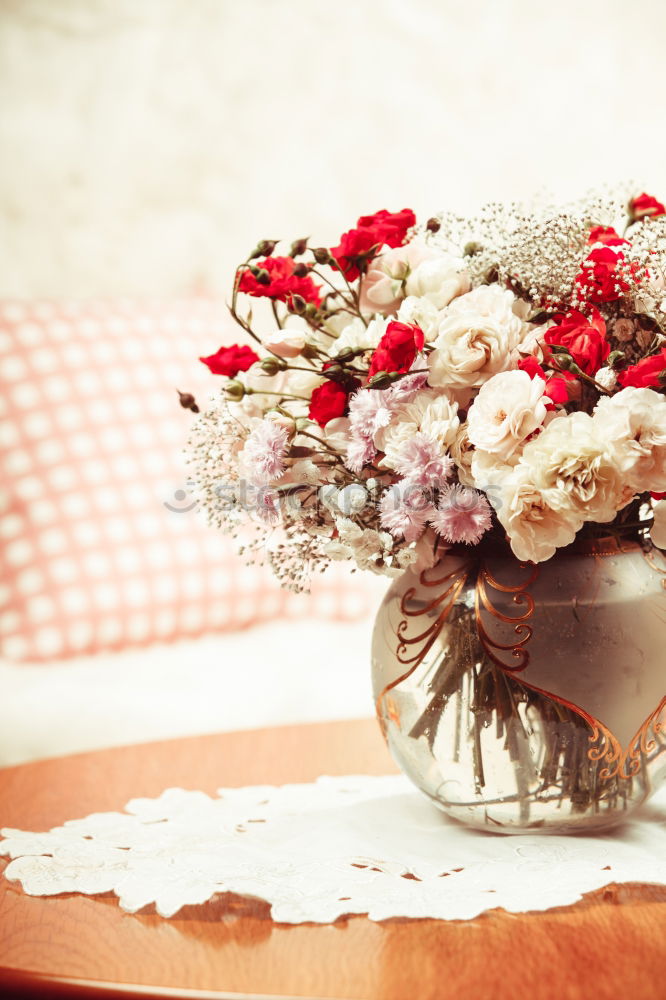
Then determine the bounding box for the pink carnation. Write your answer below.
[393,432,454,488]
[386,363,429,403]
[346,435,376,474]
[379,482,434,543]
[428,485,492,545]
[255,488,281,524]
[243,420,289,487]
[348,388,393,439]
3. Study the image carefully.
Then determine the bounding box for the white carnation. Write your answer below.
[332,316,387,354]
[518,411,627,523]
[379,390,460,469]
[493,465,584,563]
[594,367,618,392]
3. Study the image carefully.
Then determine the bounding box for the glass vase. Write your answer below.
[372,539,666,834]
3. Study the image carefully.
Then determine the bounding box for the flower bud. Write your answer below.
[289,294,307,314]
[224,380,246,401]
[292,262,310,277]
[256,269,271,286]
[252,239,278,258]
[426,217,441,234]
[313,247,332,265]
[260,357,287,375]
[607,350,625,370]
[334,347,357,364]
[555,355,582,375]
[301,342,321,360]
[290,237,309,257]
[177,390,199,413]
[367,371,393,389]
[304,302,318,318]
[464,241,483,257]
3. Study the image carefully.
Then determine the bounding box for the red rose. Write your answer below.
[238,256,322,306]
[199,343,259,376]
[331,208,416,280]
[308,380,350,426]
[368,321,425,378]
[517,356,576,406]
[575,246,635,304]
[618,347,666,389]
[543,308,609,375]
[629,193,666,221]
[587,225,627,247]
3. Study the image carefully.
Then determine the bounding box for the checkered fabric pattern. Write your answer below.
[0,300,382,662]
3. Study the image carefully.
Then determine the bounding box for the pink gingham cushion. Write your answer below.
[0,300,380,662]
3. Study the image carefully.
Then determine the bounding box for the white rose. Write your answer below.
[651,499,666,548]
[378,390,459,468]
[518,411,627,523]
[428,284,525,390]
[466,370,548,461]
[404,254,471,309]
[593,387,666,492]
[359,241,433,316]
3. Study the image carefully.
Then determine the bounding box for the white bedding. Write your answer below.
[0,619,374,766]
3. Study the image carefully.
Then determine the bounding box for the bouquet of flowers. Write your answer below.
[188,193,666,589]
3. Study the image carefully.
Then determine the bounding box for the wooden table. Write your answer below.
[1,719,665,1000]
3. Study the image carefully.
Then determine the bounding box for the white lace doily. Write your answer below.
[2,776,666,924]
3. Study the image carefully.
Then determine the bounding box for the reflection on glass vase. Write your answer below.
[372,538,666,834]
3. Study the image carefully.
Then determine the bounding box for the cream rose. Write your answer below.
[466,369,548,462]
[404,253,471,310]
[359,242,434,316]
[427,284,525,390]
[593,387,666,493]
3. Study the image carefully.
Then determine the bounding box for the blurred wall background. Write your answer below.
[1,0,665,299]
